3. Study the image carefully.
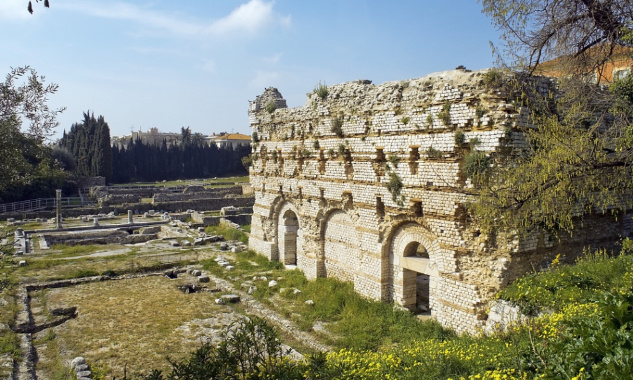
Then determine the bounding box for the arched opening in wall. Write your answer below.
[278,209,299,266]
[403,241,431,313]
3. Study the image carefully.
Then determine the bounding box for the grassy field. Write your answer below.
[39,276,228,378]
[5,216,633,379]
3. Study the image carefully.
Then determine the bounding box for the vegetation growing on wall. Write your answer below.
[331,117,344,138]
[386,172,403,204]
[314,81,328,100]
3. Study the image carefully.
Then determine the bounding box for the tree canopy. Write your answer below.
[481,0,633,74]
[0,66,69,203]
[472,0,633,235]
[58,112,113,183]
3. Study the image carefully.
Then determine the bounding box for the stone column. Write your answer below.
[93,217,99,227]
[55,189,62,229]
[128,210,134,224]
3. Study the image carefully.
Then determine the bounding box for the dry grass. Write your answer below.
[41,276,230,378]
[15,244,202,283]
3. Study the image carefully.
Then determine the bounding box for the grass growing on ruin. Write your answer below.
[49,243,110,257]
[203,251,452,351]
[0,288,20,376]
[196,244,633,379]
[0,251,20,378]
[13,246,199,283]
[204,224,249,245]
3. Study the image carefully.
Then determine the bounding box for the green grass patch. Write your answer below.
[498,247,633,315]
[204,251,452,351]
[49,244,106,256]
[204,224,248,245]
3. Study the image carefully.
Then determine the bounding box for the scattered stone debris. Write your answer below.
[178,283,199,294]
[50,307,77,317]
[221,294,240,303]
[71,357,92,380]
[198,275,210,283]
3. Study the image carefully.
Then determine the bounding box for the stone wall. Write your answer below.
[152,186,243,202]
[153,196,254,212]
[247,69,633,334]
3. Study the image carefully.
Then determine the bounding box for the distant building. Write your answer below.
[535,45,632,84]
[111,127,182,149]
[210,132,252,149]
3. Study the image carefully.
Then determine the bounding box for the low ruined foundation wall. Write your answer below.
[154,196,254,212]
[152,186,243,202]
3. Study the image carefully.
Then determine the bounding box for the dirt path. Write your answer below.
[207,273,332,353]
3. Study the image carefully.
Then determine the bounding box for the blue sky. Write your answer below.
[1,0,501,140]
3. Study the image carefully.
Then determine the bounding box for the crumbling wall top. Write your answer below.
[249,87,288,113]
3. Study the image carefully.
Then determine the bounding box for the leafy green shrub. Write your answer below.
[331,117,344,138]
[313,140,320,150]
[337,143,346,156]
[475,106,487,120]
[251,131,260,142]
[314,81,328,100]
[265,101,277,114]
[426,113,433,126]
[426,146,443,159]
[386,173,403,202]
[463,150,489,179]
[134,317,305,380]
[438,102,451,126]
[454,130,465,145]
[483,68,504,88]
[388,154,400,168]
[401,116,410,125]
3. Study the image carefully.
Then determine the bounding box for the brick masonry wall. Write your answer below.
[247,69,633,334]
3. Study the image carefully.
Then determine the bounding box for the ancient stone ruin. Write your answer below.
[247,69,633,333]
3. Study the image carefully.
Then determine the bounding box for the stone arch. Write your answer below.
[386,222,441,313]
[278,208,299,265]
[271,200,301,264]
[321,209,360,282]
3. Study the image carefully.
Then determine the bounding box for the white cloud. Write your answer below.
[205,0,275,35]
[57,0,291,38]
